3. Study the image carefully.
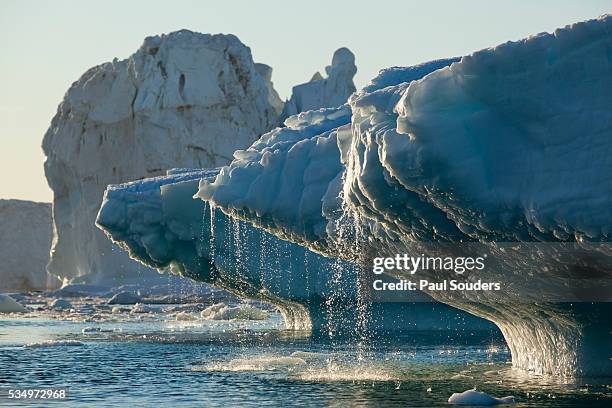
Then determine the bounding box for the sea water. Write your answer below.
[0,305,610,407]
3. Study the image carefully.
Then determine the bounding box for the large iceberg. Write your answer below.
[97,16,612,377]
[0,199,52,291]
[195,16,612,377]
[96,56,476,334]
[43,30,282,283]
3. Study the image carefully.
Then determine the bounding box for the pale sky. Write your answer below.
[1,0,610,203]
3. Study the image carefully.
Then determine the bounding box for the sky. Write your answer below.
[1,0,610,203]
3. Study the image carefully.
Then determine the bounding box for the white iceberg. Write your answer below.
[193,15,612,377]
[43,30,282,285]
[97,15,612,377]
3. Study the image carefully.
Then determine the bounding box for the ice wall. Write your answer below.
[197,16,612,376]
[0,200,52,291]
[279,48,357,124]
[43,30,282,284]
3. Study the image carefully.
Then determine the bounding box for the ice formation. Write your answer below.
[43,30,282,283]
[279,48,357,123]
[448,389,515,405]
[96,167,492,333]
[194,16,612,377]
[0,294,28,313]
[0,199,52,291]
[96,16,612,376]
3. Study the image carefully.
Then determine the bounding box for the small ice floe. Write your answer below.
[448,389,515,405]
[0,294,28,313]
[175,311,197,321]
[111,306,129,314]
[130,303,154,314]
[50,298,73,310]
[200,303,268,321]
[24,340,84,348]
[81,327,121,334]
[108,291,142,305]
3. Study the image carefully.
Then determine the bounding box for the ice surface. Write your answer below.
[448,389,515,405]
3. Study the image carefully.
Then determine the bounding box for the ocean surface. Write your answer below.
[0,303,610,407]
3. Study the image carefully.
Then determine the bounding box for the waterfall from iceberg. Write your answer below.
[96,167,493,334]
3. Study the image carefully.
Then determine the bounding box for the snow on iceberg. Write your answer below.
[195,16,612,377]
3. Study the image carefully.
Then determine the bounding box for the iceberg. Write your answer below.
[193,15,612,377]
[43,30,282,284]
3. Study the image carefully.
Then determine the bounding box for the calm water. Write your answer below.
[0,310,610,407]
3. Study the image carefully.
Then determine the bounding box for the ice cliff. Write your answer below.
[0,200,52,291]
[43,30,282,283]
[279,48,357,124]
[195,16,612,377]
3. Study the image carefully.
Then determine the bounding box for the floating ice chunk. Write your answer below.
[448,389,515,405]
[0,294,28,313]
[49,284,110,298]
[200,303,268,321]
[111,306,128,314]
[50,299,72,310]
[24,340,84,348]
[175,311,197,321]
[130,303,154,314]
[82,327,121,334]
[108,292,142,305]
